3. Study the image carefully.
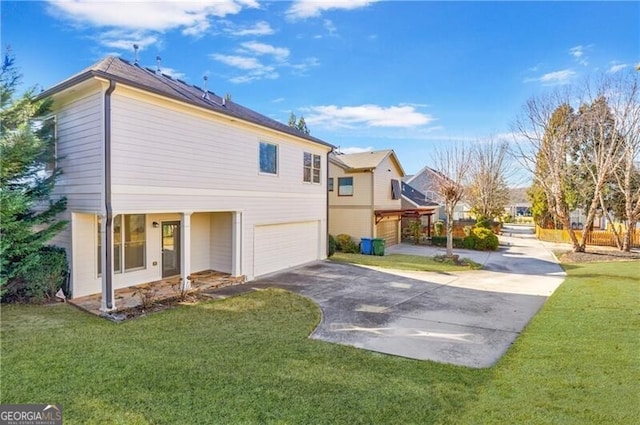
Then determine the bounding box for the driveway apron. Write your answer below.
[252,226,566,368]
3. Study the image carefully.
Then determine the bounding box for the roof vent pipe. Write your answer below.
[133,44,139,64]
[156,56,162,73]
[202,75,209,99]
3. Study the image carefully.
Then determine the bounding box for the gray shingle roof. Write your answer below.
[402,181,439,207]
[39,56,334,149]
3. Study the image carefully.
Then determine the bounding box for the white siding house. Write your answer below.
[41,56,333,310]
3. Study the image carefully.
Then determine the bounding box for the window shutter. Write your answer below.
[391,179,400,200]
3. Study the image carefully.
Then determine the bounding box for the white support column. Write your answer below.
[180,212,192,291]
[99,214,115,311]
[231,212,242,277]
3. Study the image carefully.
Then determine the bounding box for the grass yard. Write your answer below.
[330,252,482,271]
[2,261,638,424]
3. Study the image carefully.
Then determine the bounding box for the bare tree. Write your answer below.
[431,143,472,257]
[513,78,630,253]
[607,71,640,251]
[512,90,584,250]
[466,138,511,220]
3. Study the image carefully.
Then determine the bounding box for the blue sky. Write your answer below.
[2,1,638,178]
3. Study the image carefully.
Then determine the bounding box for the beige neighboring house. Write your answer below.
[40,56,333,310]
[404,166,471,221]
[328,150,409,246]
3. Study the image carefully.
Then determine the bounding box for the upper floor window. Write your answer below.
[338,177,353,196]
[328,178,334,192]
[259,142,278,175]
[391,179,401,200]
[303,152,321,183]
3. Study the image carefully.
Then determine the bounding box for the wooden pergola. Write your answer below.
[374,208,437,238]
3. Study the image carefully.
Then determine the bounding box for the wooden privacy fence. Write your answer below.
[536,226,640,248]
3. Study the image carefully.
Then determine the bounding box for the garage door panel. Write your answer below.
[376,219,399,246]
[254,221,319,277]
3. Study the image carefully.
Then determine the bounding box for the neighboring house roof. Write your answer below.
[329,149,405,175]
[401,182,440,208]
[38,56,334,149]
[404,165,448,185]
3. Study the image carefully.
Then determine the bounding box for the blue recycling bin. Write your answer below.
[360,238,373,255]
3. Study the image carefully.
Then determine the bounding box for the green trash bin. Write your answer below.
[372,238,385,256]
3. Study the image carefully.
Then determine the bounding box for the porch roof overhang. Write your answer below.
[374,208,436,224]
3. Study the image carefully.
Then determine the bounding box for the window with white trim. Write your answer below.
[97,214,144,275]
[303,152,321,183]
[259,142,278,174]
[338,177,353,196]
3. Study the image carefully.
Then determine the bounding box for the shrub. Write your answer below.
[475,216,492,229]
[434,220,445,237]
[335,234,359,253]
[8,246,69,303]
[430,236,464,249]
[462,235,476,250]
[328,234,337,257]
[470,227,499,251]
[408,219,422,244]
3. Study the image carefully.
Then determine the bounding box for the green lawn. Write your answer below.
[2,261,638,424]
[330,252,482,271]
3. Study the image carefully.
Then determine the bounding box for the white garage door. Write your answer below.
[254,221,320,277]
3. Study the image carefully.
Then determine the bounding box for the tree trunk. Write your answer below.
[446,216,454,258]
[553,193,582,251]
[622,220,637,252]
[578,196,602,252]
[599,194,623,250]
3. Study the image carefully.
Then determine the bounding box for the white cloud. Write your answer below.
[46,0,259,49]
[155,67,187,81]
[47,0,257,31]
[569,44,591,66]
[286,0,378,20]
[210,54,262,70]
[525,69,576,85]
[289,57,320,75]
[229,70,278,84]
[210,53,278,83]
[232,21,275,36]
[569,45,584,59]
[539,69,576,83]
[240,41,290,61]
[608,62,628,73]
[97,30,158,51]
[324,19,338,36]
[305,104,435,129]
[338,146,374,154]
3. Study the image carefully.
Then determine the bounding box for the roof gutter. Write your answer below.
[103,80,116,310]
[326,147,334,257]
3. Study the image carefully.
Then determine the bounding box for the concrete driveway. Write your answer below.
[221,225,566,368]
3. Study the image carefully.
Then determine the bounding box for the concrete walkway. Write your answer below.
[214,224,566,368]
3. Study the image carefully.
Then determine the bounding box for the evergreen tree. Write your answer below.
[296,115,310,135]
[0,52,68,300]
[288,111,297,128]
[288,111,310,135]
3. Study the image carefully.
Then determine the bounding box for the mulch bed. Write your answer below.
[557,248,640,264]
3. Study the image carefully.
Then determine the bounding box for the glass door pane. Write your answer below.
[162,222,180,277]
